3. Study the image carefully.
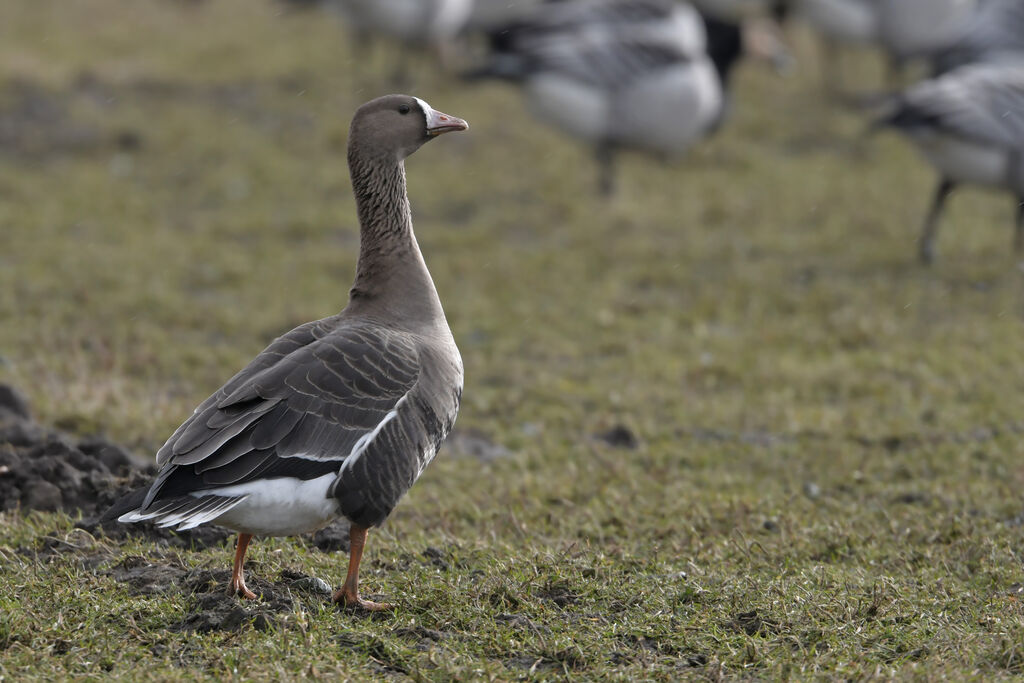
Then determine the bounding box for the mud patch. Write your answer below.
[536,581,580,608]
[179,566,343,632]
[176,569,293,633]
[107,554,190,596]
[1,384,350,552]
[727,609,781,637]
[104,557,337,633]
[0,386,155,516]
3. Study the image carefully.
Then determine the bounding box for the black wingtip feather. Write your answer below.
[100,486,149,523]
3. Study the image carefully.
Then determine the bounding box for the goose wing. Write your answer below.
[935,0,1024,70]
[897,62,1024,149]
[138,317,421,509]
[533,37,693,89]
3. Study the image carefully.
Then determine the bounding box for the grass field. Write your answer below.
[3,0,1024,679]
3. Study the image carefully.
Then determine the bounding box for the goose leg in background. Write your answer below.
[230,533,257,599]
[596,144,617,198]
[1015,199,1024,253]
[918,178,955,266]
[333,524,391,611]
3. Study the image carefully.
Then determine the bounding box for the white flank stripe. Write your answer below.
[118,497,248,529]
[339,394,408,475]
[176,499,246,531]
[199,473,340,536]
[119,508,168,523]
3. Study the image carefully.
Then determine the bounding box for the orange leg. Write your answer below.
[332,524,391,611]
[229,533,257,599]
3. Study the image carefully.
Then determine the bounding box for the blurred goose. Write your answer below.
[874,60,1024,264]
[486,0,708,56]
[467,0,742,194]
[327,0,475,82]
[875,0,977,67]
[791,0,876,47]
[691,0,782,21]
[794,0,976,93]
[931,0,1024,75]
[466,0,547,31]
[334,0,474,46]
[789,0,879,95]
[107,95,468,609]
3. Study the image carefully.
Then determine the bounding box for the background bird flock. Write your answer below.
[2,0,1024,679]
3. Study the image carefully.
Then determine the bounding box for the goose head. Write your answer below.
[348,94,469,161]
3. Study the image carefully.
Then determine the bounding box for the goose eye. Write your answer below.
[398,104,411,115]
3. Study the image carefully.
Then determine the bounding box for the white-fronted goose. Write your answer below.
[466,0,742,194]
[875,60,1024,264]
[107,94,468,610]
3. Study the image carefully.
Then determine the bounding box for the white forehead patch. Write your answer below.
[413,97,432,116]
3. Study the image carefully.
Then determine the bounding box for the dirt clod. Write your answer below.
[595,425,639,449]
[0,384,348,553]
[310,519,351,552]
[728,610,780,636]
[0,384,156,517]
[175,567,333,633]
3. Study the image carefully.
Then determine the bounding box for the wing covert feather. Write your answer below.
[143,318,422,506]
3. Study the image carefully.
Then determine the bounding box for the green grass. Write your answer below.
[3,0,1024,679]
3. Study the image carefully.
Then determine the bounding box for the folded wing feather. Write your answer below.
[137,317,421,512]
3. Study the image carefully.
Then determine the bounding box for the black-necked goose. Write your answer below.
[467,0,741,194]
[875,60,1024,264]
[106,94,468,610]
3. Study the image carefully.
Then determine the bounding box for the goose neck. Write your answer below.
[346,148,444,326]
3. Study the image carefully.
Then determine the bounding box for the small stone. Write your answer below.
[520,422,543,437]
[289,576,332,596]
